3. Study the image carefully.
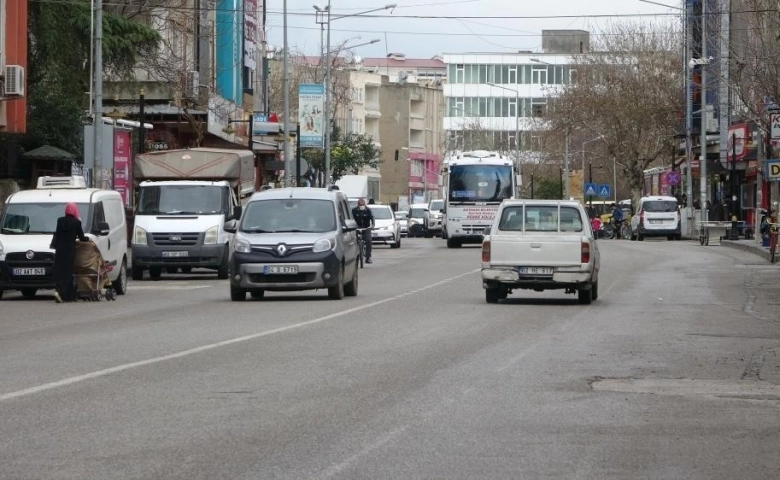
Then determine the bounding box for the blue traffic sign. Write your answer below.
[584,182,597,197]
[666,170,681,186]
[597,184,611,198]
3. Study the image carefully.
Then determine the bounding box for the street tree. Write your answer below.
[542,20,682,205]
[301,126,381,187]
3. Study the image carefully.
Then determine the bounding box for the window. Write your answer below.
[508,66,518,84]
[411,160,423,177]
[92,202,106,231]
[479,65,488,83]
[464,64,476,84]
[455,64,464,83]
[509,98,518,119]
[532,66,547,84]
[241,199,337,233]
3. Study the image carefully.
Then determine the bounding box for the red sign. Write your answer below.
[113,130,132,207]
[726,123,748,162]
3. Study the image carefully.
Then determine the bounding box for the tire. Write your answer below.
[131,265,144,281]
[21,288,37,298]
[447,238,461,248]
[667,235,675,241]
[591,280,599,300]
[250,289,265,299]
[620,224,631,240]
[230,285,246,301]
[217,246,229,279]
[637,230,644,241]
[113,259,128,295]
[0,289,4,300]
[149,266,162,280]
[391,236,400,248]
[328,265,345,300]
[485,287,500,304]
[578,287,593,305]
[345,264,358,297]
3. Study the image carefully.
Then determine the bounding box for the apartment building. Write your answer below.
[362,53,446,86]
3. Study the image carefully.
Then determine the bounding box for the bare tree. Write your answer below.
[543,21,683,205]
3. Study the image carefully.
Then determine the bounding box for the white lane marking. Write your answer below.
[0,269,480,403]
[320,425,409,479]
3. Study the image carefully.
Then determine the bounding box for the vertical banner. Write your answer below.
[113,130,132,207]
[770,112,780,160]
[298,84,324,148]
[244,0,258,69]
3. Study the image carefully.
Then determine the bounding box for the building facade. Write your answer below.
[0,0,28,174]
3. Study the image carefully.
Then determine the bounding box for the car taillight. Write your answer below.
[639,209,645,225]
[581,241,590,263]
[482,241,491,263]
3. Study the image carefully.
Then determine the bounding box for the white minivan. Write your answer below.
[0,176,128,299]
[630,195,681,241]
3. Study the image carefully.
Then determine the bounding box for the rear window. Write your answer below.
[409,208,426,218]
[498,205,584,232]
[369,206,393,219]
[642,200,678,213]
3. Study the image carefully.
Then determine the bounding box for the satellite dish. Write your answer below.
[398,71,408,84]
[353,55,362,64]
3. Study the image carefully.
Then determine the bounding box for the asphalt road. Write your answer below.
[1,237,780,479]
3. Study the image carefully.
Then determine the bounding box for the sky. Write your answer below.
[264,0,683,60]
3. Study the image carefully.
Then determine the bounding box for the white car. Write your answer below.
[481,199,600,304]
[630,196,681,241]
[395,210,409,236]
[423,199,445,237]
[368,204,401,248]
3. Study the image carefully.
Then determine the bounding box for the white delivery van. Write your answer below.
[0,176,128,300]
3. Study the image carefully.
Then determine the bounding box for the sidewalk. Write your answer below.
[719,238,775,262]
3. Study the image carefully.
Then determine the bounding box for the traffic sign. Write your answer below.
[666,170,681,186]
[767,159,780,181]
[584,182,597,197]
[597,184,611,198]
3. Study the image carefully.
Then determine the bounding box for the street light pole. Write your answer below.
[487,82,521,189]
[282,0,291,186]
[323,3,396,188]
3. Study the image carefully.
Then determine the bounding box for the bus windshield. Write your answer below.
[448,164,513,202]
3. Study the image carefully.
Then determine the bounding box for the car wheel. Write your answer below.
[485,287,500,304]
[217,246,229,279]
[250,289,265,299]
[391,235,400,248]
[0,289,4,300]
[637,230,644,241]
[591,280,599,300]
[131,265,144,281]
[21,288,37,298]
[149,267,162,280]
[578,287,593,305]
[328,265,345,300]
[113,258,128,295]
[345,265,358,297]
[230,285,246,301]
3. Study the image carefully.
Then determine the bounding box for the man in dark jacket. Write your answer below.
[50,202,90,303]
[352,198,375,263]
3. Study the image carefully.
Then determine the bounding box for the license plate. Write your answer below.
[649,220,663,224]
[162,251,189,258]
[519,267,553,275]
[264,265,298,274]
[13,268,46,276]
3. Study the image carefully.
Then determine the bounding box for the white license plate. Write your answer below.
[13,268,46,276]
[649,220,663,224]
[519,267,553,275]
[264,265,299,275]
[162,251,189,258]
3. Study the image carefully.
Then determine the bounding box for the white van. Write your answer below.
[0,176,128,299]
[630,195,681,241]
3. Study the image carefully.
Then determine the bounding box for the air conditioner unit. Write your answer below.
[184,70,199,100]
[37,176,87,189]
[5,65,24,96]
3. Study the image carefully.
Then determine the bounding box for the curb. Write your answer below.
[719,240,773,262]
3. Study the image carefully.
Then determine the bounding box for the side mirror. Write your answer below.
[343,219,358,232]
[94,221,110,236]
[233,205,242,220]
[224,219,238,233]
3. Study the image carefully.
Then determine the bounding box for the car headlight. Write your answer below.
[133,226,147,245]
[204,225,219,245]
[235,238,251,253]
[313,237,335,253]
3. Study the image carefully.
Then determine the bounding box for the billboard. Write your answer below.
[113,130,132,207]
[298,84,325,148]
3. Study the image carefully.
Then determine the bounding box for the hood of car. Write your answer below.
[374,218,396,228]
[238,231,337,245]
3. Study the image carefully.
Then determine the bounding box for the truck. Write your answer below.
[131,147,254,280]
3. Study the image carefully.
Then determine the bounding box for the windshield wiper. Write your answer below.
[272,229,306,233]
[242,227,272,233]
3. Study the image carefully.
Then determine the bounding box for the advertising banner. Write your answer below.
[113,130,132,207]
[725,123,748,162]
[298,84,325,148]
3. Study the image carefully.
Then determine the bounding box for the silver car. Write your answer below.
[395,210,409,236]
[423,199,444,237]
[369,204,401,248]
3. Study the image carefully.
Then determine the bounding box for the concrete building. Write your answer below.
[0,0,28,176]
[378,78,445,207]
[362,54,446,86]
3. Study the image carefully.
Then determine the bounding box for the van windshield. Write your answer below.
[240,199,336,233]
[0,203,90,234]
[137,185,225,215]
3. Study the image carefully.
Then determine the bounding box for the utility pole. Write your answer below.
[563,131,570,199]
[282,0,291,186]
[699,0,708,225]
[93,0,104,188]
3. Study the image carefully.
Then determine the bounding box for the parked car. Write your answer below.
[481,199,600,304]
[407,203,428,238]
[368,204,401,248]
[630,196,681,241]
[224,187,360,301]
[423,199,445,237]
[395,210,409,236]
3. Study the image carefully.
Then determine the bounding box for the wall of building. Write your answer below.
[541,30,590,54]
[1,0,27,134]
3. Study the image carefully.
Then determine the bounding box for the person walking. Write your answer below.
[50,202,89,303]
[352,198,375,264]
[610,203,624,239]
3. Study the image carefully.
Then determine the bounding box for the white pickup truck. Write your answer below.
[481,199,600,304]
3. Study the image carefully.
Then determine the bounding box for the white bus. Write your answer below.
[441,150,518,248]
